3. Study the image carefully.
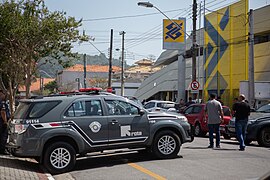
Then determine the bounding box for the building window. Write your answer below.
[254,33,270,44]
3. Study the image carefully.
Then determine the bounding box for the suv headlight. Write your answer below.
[248,119,256,125]
[177,116,188,122]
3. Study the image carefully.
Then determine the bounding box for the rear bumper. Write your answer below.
[7,132,41,157]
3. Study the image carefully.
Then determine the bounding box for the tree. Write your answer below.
[89,78,108,89]
[0,0,87,114]
[44,80,58,94]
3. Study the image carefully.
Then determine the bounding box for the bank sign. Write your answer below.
[163,18,186,50]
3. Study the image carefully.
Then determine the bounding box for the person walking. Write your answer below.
[0,90,9,155]
[232,94,250,151]
[205,93,224,148]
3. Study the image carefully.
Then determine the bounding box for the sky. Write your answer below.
[44,0,269,65]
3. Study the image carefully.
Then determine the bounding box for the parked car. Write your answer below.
[226,116,270,147]
[144,100,176,112]
[124,96,143,107]
[182,104,232,137]
[7,92,193,174]
[225,103,270,140]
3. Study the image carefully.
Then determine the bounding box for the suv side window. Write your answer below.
[65,100,102,117]
[105,100,139,115]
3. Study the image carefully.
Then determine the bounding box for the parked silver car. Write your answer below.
[144,100,176,112]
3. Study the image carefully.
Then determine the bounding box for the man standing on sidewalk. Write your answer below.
[232,94,250,151]
[0,90,9,155]
[205,93,224,148]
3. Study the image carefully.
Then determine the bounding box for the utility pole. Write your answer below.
[108,29,113,88]
[192,0,197,99]
[248,9,255,107]
[83,53,87,88]
[119,31,125,96]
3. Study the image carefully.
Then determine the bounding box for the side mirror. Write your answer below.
[139,109,145,116]
[250,108,256,112]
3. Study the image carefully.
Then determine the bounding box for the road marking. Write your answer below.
[128,162,167,180]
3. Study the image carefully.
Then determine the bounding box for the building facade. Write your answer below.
[135,4,270,106]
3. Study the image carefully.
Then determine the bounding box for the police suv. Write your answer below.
[8,91,193,174]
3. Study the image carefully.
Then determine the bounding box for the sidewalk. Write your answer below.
[0,154,53,180]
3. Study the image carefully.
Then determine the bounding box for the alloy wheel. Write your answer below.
[158,135,176,155]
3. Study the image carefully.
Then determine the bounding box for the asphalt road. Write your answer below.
[53,137,270,180]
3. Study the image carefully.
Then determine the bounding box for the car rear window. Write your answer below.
[223,107,231,116]
[14,101,60,119]
[193,106,202,113]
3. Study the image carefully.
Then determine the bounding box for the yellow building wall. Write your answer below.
[204,0,248,107]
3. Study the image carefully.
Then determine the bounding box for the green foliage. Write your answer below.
[44,80,58,93]
[0,0,87,98]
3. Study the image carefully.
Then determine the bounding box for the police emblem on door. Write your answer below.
[89,121,101,133]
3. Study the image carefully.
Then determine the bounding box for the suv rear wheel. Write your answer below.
[152,130,181,159]
[43,142,76,174]
[258,127,270,147]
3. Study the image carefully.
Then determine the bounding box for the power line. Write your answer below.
[83,8,187,22]
[125,7,192,49]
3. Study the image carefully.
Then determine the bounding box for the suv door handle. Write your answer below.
[110,119,118,125]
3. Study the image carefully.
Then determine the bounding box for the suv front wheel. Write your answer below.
[43,142,76,174]
[152,130,181,159]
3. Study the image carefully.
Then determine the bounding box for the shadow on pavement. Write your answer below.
[184,146,209,149]
[0,155,41,173]
[184,146,238,151]
[74,150,182,171]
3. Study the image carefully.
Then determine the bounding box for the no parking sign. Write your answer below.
[190,80,200,93]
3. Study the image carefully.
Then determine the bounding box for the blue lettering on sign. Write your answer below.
[165,22,183,40]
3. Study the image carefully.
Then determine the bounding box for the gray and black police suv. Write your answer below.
[8,93,193,174]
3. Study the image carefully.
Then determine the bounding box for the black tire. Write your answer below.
[223,134,231,140]
[152,130,181,159]
[43,142,76,174]
[194,123,206,137]
[244,139,252,145]
[258,127,270,147]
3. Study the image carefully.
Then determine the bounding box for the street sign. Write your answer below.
[190,80,200,90]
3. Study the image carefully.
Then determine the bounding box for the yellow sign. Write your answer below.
[163,19,186,50]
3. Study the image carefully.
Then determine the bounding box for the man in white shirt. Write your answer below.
[205,93,224,148]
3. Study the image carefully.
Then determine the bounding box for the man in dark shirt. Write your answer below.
[185,97,195,107]
[0,90,8,155]
[232,94,250,151]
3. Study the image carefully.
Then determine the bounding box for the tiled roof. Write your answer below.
[64,64,121,72]
[19,78,55,92]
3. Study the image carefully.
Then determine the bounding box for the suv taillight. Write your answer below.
[12,120,29,134]
[14,124,29,134]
